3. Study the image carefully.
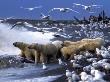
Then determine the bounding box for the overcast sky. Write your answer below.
[0,0,109,20]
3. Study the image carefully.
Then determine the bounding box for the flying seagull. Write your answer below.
[40,13,50,20]
[73,3,103,12]
[20,6,42,11]
[1,16,14,23]
[49,8,79,13]
[10,22,33,30]
[10,22,25,29]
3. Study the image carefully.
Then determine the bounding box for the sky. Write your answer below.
[0,0,110,20]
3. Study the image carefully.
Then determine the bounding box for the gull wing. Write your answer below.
[73,3,86,7]
[41,13,45,17]
[34,6,42,9]
[73,3,82,6]
[91,5,103,7]
[66,8,80,13]
[20,7,33,11]
[48,8,61,13]
[88,11,95,13]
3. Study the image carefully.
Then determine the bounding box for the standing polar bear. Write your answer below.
[28,43,58,63]
[13,42,37,63]
[80,38,105,53]
[60,38,105,60]
[60,43,83,60]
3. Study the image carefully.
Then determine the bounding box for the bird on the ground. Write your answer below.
[42,63,47,70]
[83,65,93,73]
[96,48,101,55]
[49,8,79,13]
[108,46,110,51]
[93,70,105,81]
[66,70,72,78]
[87,58,97,63]
[102,63,110,73]
[58,58,63,65]
[80,72,93,82]
[100,49,110,58]
[72,71,80,81]
[67,77,73,82]
[20,6,42,11]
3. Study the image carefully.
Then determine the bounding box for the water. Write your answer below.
[0,23,55,55]
[0,65,62,82]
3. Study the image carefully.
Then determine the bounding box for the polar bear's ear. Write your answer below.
[13,42,17,46]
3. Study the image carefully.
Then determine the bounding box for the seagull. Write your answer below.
[66,70,72,78]
[4,16,14,20]
[96,48,101,55]
[90,67,96,76]
[58,58,67,66]
[93,70,105,81]
[84,51,93,57]
[1,16,14,23]
[92,61,102,69]
[20,6,42,11]
[80,72,93,82]
[80,72,88,81]
[73,3,103,12]
[107,46,110,51]
[58,58,63,65]
[70,59,76,63]
[87,58,97,63]
[102,63,110,73]
[72,71,80,81]
[73,3,91,11]
[10,21,24,29]
[10,22,33,30]
[100,49,110,58]
[67,77,73,82]
[49,8,79,13]
[42,63,47,70]
[72,62,81,68]
[40,13,50,20]
[83,65,93,73]
[24,22,33,27]
[101,46,107,51]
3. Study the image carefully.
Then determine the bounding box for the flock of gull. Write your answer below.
[63,45,110,82]
[40,41,110,82]
[26,21,110,82]
[18,3,103,20]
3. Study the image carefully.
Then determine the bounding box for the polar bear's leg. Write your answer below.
[35,51,40,65]
[40,53,47,63]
